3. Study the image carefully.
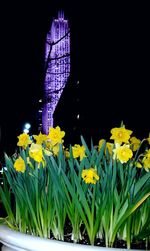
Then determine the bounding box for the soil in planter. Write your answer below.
[79,235,148,250]
[50,223,149,250]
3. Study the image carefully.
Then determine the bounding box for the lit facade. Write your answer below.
[42,11,70,134]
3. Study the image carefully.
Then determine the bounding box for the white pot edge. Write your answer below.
[0,225,145,251]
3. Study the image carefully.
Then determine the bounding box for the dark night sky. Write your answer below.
[0,1,149,156]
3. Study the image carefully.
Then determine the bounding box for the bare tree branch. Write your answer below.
[46,29,70,46]
[44,44,53,76]
[43,30,70,100]
[48,53,70,62]
[44,84,66,97]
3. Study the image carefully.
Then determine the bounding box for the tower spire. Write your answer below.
[42,11,70,134]
[58,10,64,19]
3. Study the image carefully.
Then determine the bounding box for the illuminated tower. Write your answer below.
[42,11,70,134]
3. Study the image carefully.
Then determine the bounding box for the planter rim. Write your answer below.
[0,225,146,251]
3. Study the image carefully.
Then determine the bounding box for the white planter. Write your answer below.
[0,225,145,251]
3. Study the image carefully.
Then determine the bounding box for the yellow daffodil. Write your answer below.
[110,127,133,144]
[33,132,47,145]
[52,144,60,156]
[17,133,32,149]
[143,149,150,169]
[98,139,113,155]
[136,162,142,168]
[147,149,150,156]
[45,140,53,150]
[143,157,150,170]
[147,133,150,145]
[113,144,133,163]
[130,136,141,151]
[14,156,26,173]
[26,157,34,169]
[106,142,114,155]
[47,126,65,146]
[29,143,43,163]
[82,168,99,184]
[65,149,70,158]
[98,139,105,151]
[44,149,52,156]
[72,144,86,161]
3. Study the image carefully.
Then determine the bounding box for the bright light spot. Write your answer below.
[77,114,80,119]
[23,129,29,134]
[24,123,31,129]
[39,99,42,103]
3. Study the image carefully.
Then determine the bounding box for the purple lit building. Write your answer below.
[42,11,70,134]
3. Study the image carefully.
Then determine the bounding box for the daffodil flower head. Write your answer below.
[110,127,133,144]
[17,133,32,149]
[135,162,142,168]
[14,156,26,173]
[143,149,150,170]
[33,132,47,145]
[65,149,70,158]
[47,126,65,146]
[29,143,43,163]
[82,168,99,184]
[98,139,113,155]
[52,144,61,156]
[147,133,150,145]
[72,144,86,161]
[113,143,133,163]
[130,136,141,151]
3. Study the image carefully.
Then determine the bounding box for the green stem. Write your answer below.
[126,215,132,249]
[133,139,147,163]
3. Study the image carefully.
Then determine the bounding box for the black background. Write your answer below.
[0,1,149,157]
